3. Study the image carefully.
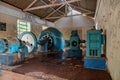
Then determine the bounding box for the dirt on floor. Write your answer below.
[9,56,112,80]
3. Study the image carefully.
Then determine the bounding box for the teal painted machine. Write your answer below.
[84,29,106,70]
[38,27,65,59]
[0,38,25,54]
[86,30,104,57]
[0,32,37,54]
[19,32,37,54]
[65,30,85,58]
[0,32,37,65]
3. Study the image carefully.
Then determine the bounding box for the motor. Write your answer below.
[65,30,85,58]
[37,27,65,59]
[0,32,37,65]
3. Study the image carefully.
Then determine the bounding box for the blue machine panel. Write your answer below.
[84,57,106,70]
[84,29,106,70]
[86,30,104,57]
[7,41,20,54]
[0,53,25,66]
[0,54,14,65]
[0,38,6,53]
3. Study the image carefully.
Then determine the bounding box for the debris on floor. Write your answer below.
[11,57,112,80]
[25,72,67,80]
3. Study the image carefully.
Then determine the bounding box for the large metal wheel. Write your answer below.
[19,32,37,54]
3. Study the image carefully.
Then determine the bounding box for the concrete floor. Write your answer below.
[0,70,35,80]
[8,57,111,80]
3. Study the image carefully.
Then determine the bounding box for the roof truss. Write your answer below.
[24,0,81,11]
[22,0,95,21]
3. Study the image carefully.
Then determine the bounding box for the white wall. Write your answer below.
[95,0,120,80]
[55,15,94,28]
[54,15,94,40]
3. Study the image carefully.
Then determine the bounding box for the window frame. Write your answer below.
[17,19,31,35]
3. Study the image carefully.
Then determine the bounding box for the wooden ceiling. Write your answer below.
[1,0,97,22]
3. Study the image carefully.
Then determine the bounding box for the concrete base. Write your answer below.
[66,49,82,58]
[84,57,106,70]
[0,53,24,66]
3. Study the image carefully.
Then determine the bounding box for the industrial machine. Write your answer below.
[38,27,65,59]
[84,29,106,70]
[86,30,104,57]
[0,32,37,65]
[65,30,85,58]
[19,32,37,54]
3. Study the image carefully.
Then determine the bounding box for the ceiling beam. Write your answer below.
[70,4,93,12]
[77,0,80,7]
[24,0,80,11]
[64,0,71,16]
[41,0,65,15]
[25,0,38,10]
[45,16,63,19]
[45,12,95,19]
[65,4,68,16]
[44,4,65,19]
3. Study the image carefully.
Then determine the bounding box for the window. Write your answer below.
[17,19,31,35]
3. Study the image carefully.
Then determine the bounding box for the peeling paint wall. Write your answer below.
[0,13,17,39]
[95,0,120,80]
[0,13,42,39]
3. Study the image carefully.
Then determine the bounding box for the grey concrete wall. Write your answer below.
[95,0,120,80]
